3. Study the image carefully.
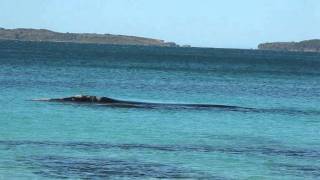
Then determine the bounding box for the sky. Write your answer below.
[0,0,319,48]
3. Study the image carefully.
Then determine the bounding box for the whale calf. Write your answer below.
[32,95,252,111]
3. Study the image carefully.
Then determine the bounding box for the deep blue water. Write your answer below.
[0,40,320,179]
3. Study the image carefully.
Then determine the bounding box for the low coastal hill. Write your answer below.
[0,28,179,47]
[258,39,320,52]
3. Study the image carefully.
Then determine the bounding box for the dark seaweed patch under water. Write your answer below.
[4,140,320,179]
[271,163,320,178]
[18,156,221,179]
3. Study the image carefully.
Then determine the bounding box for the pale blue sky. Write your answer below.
[0,0,319,48]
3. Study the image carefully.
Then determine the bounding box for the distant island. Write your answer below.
[258,39,320,52]
[0,27,179,47]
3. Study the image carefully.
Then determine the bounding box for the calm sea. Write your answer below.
[0,40,320,179]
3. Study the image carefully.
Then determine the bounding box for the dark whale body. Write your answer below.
[32,95,252,111]
[32,95,320,115]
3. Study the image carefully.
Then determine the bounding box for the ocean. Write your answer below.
[0,40,320,179]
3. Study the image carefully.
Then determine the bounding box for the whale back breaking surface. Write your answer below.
[32,95,250,111]
[48,95,119,103]
[31,95,320,116]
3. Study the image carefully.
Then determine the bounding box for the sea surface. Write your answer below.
[0,40,320,179]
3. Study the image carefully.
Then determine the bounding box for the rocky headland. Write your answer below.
[258,39,320,52]
[0,27,179,47]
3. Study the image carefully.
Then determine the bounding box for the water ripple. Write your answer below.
[1,140,320,159]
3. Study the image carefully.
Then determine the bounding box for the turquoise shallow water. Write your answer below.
[0,40,320,179]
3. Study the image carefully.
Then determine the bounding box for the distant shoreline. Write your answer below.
[1,28,319,54]
[0,27,181,47]
[258,39,320,53]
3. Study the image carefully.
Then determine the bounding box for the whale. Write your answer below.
[32,95,320,115]
[32,95,252,111]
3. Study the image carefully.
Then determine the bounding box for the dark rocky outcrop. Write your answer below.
[0,28,179,47]
[258,39,320,52]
